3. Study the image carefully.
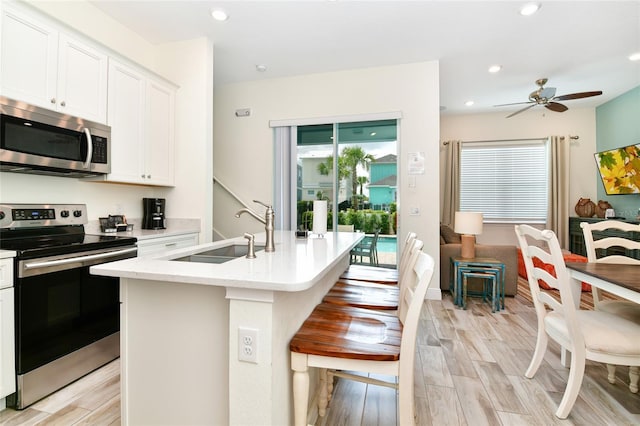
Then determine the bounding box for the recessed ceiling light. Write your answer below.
[370,132,377,136]
[629,52,640,61]
[520,2,541,16]
[465,100,474,107]
[488,65,502,73]
[211,9,228,21]
[256,64,267,72]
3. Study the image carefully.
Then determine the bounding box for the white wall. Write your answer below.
[213,61,441,290]
[1,1,213,241]
[155,38,214,240]
[440,107,597,245]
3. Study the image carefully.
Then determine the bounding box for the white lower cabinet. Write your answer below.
[0,258,15,400]
[136,233,199,257]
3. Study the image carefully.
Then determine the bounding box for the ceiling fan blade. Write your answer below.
[545,102,568,113]
[494,101,535,107]
[506,103,536,118]
[553,91,602,101]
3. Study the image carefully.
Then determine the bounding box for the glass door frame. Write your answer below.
[271,111,401,232]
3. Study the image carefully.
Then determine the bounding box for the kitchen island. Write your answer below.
[91,230,363,426]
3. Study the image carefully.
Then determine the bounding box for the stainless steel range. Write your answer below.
[0,203,137,409]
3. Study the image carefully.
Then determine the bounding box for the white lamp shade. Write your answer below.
[454,212,483,235]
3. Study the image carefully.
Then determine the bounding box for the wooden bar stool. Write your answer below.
[323,239,423,311]
[290,251,435,426]
[339,232,417,284]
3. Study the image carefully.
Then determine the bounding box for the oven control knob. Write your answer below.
[73,210,82,218]
[0,211,4,220]
[61,210,69,218]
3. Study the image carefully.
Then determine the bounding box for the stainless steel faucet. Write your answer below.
[235,200,275,252]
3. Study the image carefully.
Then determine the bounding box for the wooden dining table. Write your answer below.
[565,262,640,305]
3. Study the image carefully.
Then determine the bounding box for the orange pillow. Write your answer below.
[517,248,591,292]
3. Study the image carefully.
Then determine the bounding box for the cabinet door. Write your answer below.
[57,33,108,123]
[145,78,175,186]
[0,5,58,109]
[0,287,15,399]
[107,60,146,184]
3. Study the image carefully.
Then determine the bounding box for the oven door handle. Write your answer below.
[23,247,138,271]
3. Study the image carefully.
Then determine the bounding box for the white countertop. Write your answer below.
[85,218,200,241]
[91,231,363,292]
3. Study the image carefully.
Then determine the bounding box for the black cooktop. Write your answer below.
[0,225,137,260]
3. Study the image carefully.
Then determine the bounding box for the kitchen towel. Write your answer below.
[312,200,327,236]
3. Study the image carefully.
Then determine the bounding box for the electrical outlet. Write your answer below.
[409,207,420,215]
[238,327,258,363]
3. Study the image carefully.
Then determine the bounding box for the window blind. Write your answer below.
[459,140,548,223]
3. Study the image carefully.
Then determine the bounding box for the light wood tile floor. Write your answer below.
[318,293,640,426]
[0,359,120,426]
[1,291,639,425]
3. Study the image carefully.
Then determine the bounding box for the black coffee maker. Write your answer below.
[142,198,166,229]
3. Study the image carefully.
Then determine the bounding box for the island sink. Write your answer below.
[172,244,265,263]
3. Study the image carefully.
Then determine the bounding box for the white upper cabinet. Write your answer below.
[145,78,175,186]
[106,59,146,184]
[0,4,108,123]
[103,59,176,186]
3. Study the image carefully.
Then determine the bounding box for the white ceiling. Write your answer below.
[89,0,640,116]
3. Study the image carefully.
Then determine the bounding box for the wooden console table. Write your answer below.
[568,217,640,259]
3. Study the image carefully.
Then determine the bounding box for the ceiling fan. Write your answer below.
[495,78,602,118]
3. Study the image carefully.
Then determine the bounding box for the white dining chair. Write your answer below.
[581,220,640,392]
[289,250,435,426]
[515,224,640,419]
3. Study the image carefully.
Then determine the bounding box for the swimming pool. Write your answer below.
[377,235,397,253]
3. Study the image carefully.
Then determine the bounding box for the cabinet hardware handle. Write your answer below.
[147,175,151,179]
[82,128,93,169]
[60,101,66,107]
[141,174,145,178]
[50,98,56,104]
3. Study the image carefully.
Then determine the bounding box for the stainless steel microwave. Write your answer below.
[0,96,111,177]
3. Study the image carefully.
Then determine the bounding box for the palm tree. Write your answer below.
[356,175,369,195]
[342,147,375,209]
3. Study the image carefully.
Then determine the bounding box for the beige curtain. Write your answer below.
[547,136,570,249]
[441,140,461,227]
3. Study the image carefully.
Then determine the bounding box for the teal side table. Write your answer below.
[450,256,505,311]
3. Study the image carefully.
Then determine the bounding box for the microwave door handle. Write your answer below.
[83,128,93,169]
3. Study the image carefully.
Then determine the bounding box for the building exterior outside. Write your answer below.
[368,154,397,210]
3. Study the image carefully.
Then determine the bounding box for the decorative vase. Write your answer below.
[575,198,596,218]
[594,200,613,218]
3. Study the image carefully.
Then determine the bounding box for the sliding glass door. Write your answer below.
[294,119,398,265]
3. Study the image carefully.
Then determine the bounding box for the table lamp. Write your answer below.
[454,211,483,259]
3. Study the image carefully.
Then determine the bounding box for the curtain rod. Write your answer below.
[442,135,579,145]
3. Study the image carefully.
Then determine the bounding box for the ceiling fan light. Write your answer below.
[629,52,640,62]
[488,65,502,73]
[520,2,541,16]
